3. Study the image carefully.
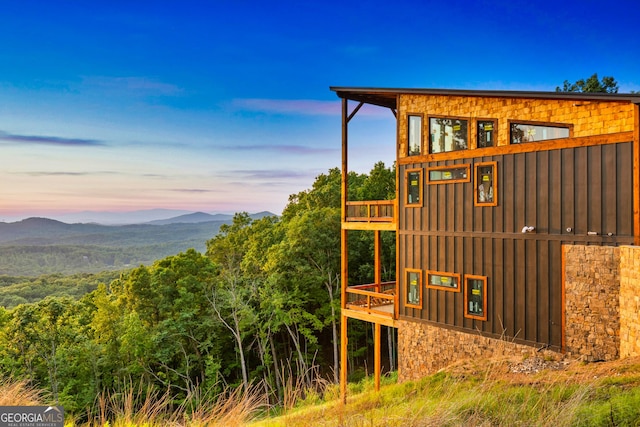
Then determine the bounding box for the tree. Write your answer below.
[556,73,618,93]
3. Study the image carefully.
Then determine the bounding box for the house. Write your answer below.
[331,87,640,399]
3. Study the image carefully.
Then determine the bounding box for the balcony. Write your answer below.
[343,200,396,231]
[343,281,396,326]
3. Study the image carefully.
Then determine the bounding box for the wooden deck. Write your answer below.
[344,282,396,326]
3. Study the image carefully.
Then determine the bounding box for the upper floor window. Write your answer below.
[408,115,423,156]
[477,120,496,148]
[406,169,422,206]
[430,117,468,153]
[510,121,570,144]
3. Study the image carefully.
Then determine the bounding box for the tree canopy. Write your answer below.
[0,162,397,419]
[556,73,618,93]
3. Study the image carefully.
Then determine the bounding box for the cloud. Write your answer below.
[231,98,340,115]
[17,171,120,177]
[169,188,221,193]
[80,76,183,97]
[0,131,106,147]
[221,143,336,155]
[231,169,312,180]
[231,98,393,118]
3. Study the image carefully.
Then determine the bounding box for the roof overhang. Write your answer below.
[330,86,640,108]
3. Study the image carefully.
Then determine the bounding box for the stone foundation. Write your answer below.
[620,245,640,357]
[396,320,558,382]
[564,245,620,361]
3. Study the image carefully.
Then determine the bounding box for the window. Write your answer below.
[427,164,470,184]
[464,275,487,321]
[429,117,468,153]
[477,120,496,148]
[406,169,422,206]
[426,271,461,292]
[406,269,422,309]
[510,121,570,144]
[408,115,422,156]
[474,162,498,206]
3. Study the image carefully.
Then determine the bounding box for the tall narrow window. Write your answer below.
[510,122,570,144]
[477,120,496,148]
[474,162,498,206]
[406,169,422,206]
[408,115,422,156]
[430,117,468,153]
[464,275,487,321]
[406,269,422,309]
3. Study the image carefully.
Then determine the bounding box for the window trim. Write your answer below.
[508,120,573,144]
[405,268,423,309]
[474,161,498,207]
[426,164,471,184]
[476,118,497,149]
[407,113,424,157]
[405,168,423,207]
[464,275,488,321]
[429,116,469,154]
[426,270,461,292]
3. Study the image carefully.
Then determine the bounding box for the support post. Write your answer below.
[374,322,381,391]
[340,314,348,403]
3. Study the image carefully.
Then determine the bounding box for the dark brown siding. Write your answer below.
[398,142,635,348]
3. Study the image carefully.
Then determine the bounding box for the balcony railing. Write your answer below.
[345,200,395,223]
[345,281,396,317]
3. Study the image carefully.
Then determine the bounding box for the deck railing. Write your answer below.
[345,281,396,317]
[345,200,395,223]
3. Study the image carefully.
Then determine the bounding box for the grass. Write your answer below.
[251,356,640,427]
[2,356,640,426]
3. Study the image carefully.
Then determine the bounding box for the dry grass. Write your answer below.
[252,355,640,427]
[86,384,267,427]
[0,377,46,406]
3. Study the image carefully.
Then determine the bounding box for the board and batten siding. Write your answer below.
[398,142,635,348]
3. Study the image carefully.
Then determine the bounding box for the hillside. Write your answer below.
[252,355,640,426]
[0,212,276,276]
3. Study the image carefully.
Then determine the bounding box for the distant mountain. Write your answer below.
[0,212,278,276]
[147,211,277,225]
[147,212,233,225]
[49,209,196,225]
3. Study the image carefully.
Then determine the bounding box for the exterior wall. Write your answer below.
[620,245,640,357]
[563,245,620,361]
[396,319,559,382]
[397,95,635,156]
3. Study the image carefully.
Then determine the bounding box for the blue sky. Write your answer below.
[1,0,639,221]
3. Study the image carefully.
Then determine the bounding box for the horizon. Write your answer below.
[2,1,639,220]
[0,207,279,225]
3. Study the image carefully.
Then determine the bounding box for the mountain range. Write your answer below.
[0,211,275,276]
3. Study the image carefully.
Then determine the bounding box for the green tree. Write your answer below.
[556,73,618,93]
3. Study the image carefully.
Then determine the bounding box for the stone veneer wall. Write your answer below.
[396,320,557,382]
[620,245,640,358]
[564,245,620,361]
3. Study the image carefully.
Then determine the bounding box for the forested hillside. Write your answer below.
[0,163,396,422]
[0,213,270,276]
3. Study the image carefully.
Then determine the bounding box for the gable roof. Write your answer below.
[330,87,640,110]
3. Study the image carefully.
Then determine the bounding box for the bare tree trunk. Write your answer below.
[325,274,339,384]
[269,334,283,401]
[387,326,395,372]
[284,322,310,386]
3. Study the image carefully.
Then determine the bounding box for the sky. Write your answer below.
[1,0,639,222]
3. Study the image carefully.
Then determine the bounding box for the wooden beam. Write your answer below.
[340,314,348,404]
[396,131,635,165]
[634,104,640,245]
[374,322,381,391]
[374,230,381,286]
